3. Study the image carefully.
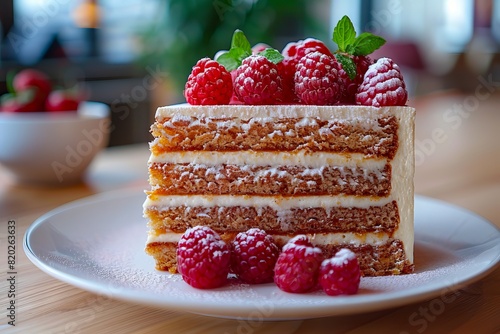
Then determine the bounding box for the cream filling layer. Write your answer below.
[147,231,391,246]
[149,151,387,169]
[144,194,393,211]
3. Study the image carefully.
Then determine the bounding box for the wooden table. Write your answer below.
[1,92,499,333]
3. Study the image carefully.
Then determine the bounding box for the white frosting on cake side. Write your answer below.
[389,106,415,262]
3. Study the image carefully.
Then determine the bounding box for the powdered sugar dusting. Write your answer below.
[282,235,323,256]
[323,248,357,267]
[356,57,407,107]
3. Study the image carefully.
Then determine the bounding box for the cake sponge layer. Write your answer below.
[151,105,401,159]
[144,197,400,235]
[149,162,392,196]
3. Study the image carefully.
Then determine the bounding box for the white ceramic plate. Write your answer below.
[24,190,500,320]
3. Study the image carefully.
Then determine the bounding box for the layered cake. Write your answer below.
[144,104,415,276]
[144,17,415,278]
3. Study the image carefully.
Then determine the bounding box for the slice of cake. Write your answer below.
[144,17,415,279]
[144,104,415,276]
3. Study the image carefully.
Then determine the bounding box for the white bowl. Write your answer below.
[0,102,110,186]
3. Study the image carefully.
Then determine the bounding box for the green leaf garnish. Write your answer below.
[216,29,252,71]
[351,32,386,56]
[216,30,285,71]
[6,70,17,95]
[231,29,252,53]
[333,15,356,52]
[216,52,240,72]
[345,44,356,55]
[331,15,386,79]
[257,48,284,64]
[335,54,357,80]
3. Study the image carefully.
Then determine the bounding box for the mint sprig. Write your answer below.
[333,16,356,52]
[257,48,284,64]
[332,15,386,80]
[335,54,357,81]
[6,70,17,95]
[351,32,386,56]
[216,30,283,71]
[216,30,252,72]
[216,49,249,72]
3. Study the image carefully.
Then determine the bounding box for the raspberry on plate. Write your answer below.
[319,248,361,296]
[274,235,324,293]
[176,226,231,289]
[294,51,341,105]
[230,228,280,284]
[184,58,233,105]
[233,55,284,105]
[355,57,408,107]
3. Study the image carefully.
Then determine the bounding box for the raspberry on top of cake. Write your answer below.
[144,15,415,281]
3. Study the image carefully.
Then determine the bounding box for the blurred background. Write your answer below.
[1,0,499,146]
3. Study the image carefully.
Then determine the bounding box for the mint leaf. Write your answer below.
[335,53,357,80]
[257,48,284,64]
[345,44,356,55]
[333,15,356,52]
[216,30,253,71]
[216,52,240,72]
[232,29,252,54]
[217,47,251,71]
[352,32,386,56]
[6,70,16,95]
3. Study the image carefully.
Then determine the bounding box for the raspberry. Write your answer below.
[281,38,333,81]
[229,70,243,104]
[176,226,231,289]
[274,235,324,293]
[337,55,373,104]
[234,55,284,105]
[319,248,361,296]
[355,57,408,107]
[230,228,280,284]
[276,61,297,103]
[294,51,340,105]
[184,58,233,105]
[281,38,334,103]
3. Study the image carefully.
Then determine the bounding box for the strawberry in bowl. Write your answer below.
[45,90,82,112]
[1,69,52,112]
[1,69,83,113]
[0,69,109,185]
